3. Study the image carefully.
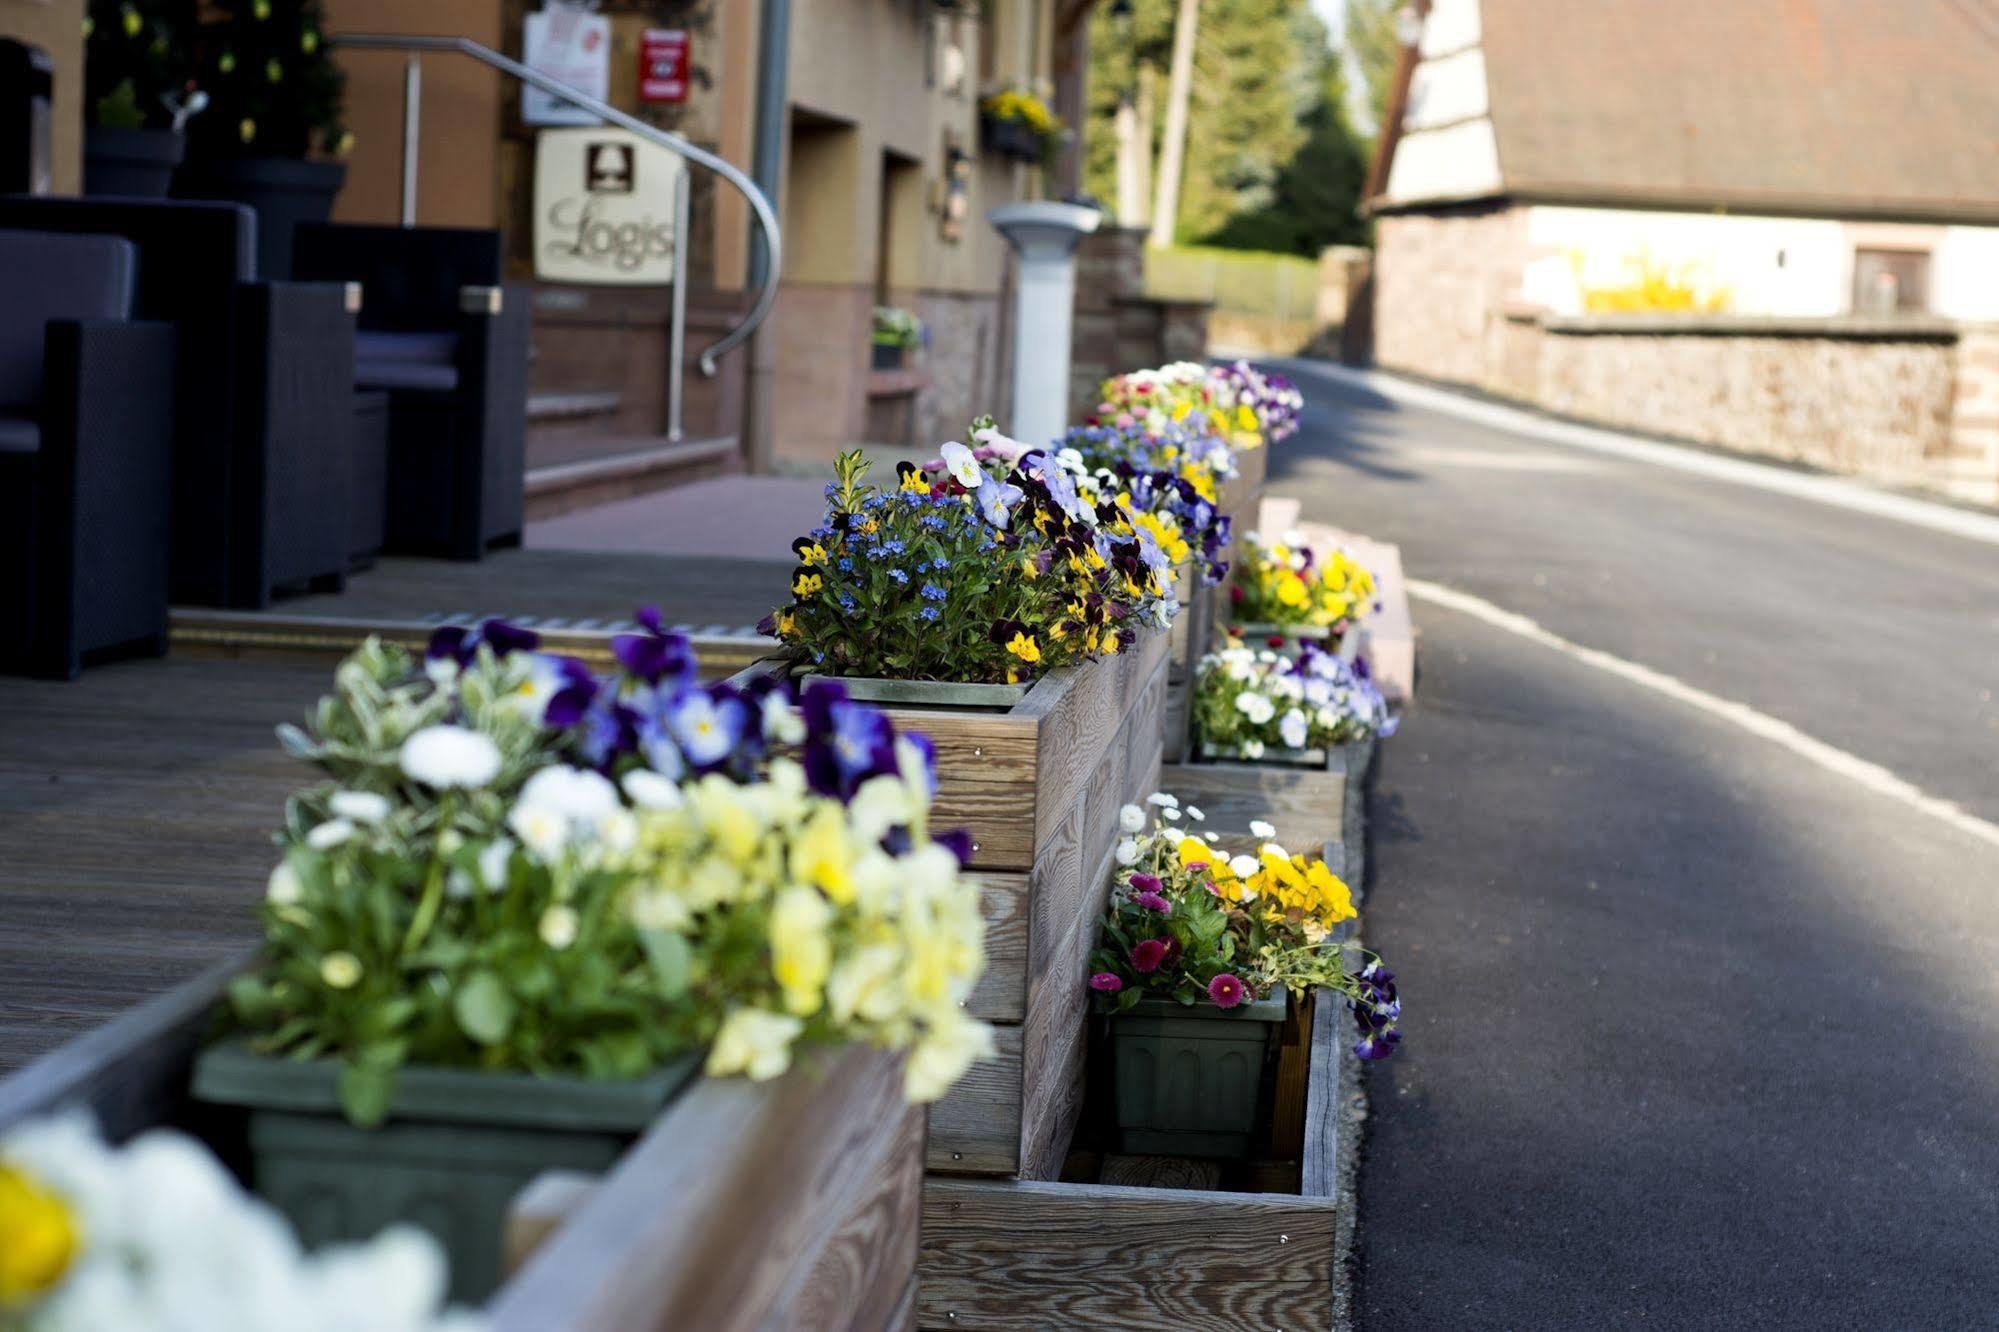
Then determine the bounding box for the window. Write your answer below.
[1852,248,1931,314]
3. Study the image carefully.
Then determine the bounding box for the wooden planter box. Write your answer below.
[1217,440,1267,529]
[0,958,925,1328]
[1163,572,1213,764]
[917,990,1357,1329]
[1160,736,1375,891]
[741,628,1170,1178]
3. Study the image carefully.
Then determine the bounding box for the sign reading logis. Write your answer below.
[532,127,687,285]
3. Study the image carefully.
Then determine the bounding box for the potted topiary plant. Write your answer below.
[82,0,202,197]
[871,305,923,370]
[1087,792,1400,1158]
[176,0,349,278]
[979,86,1062,165]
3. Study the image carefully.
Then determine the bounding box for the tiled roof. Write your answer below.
[1473,0,1999,221]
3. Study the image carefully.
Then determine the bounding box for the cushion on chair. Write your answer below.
[0,409,39,453]
[354,329,460,393]
[0,229,136,409]
[0,198,253,326]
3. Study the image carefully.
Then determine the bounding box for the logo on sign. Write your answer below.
[639,28,690,105]
[533,127,686,284]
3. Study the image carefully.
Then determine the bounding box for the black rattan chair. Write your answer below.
[0,229,175,678]
[293,223,530,560]
[0,196,356,608]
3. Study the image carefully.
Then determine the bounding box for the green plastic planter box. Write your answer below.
[1102,984,1289,1159]
[191,1042,699,1302]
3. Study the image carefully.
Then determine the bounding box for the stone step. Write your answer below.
[524,435,739,521]
[527,389,624,422]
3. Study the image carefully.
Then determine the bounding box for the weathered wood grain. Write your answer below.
[918,1178,1340,1330]
[1099,1154,1224,1190]
[966,871,1027,1021]
[492,1045,923,1332]
[1157,758,1347,852]
[925,1025,1023,1173]
[0,655,335,1075]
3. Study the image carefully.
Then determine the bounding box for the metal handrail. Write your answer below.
[331,32,781,377]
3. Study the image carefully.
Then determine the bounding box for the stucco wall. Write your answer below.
[0,0,83,194]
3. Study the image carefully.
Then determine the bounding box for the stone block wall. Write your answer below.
[1070,226,1212,424]
[915,288,1007,444]
[1530,320,1958,487]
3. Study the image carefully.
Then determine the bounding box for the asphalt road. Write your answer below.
[1267,363,1999,1329]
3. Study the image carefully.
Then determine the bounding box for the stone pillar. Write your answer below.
[990,201,1102,448]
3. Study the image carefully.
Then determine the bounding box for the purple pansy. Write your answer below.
[427,617,540,668]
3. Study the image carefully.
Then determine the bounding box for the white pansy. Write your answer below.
[1146,791,1179,807]
[622,767,683,810]
[1279,709,1309,749]
[518,765,619,822]
[266,861,303,905]
[939,439,986,489]
[1249,819,1277,840]
[423,656,459,687]
[1241,738,1265,759]
[306,818,355,851]
[705,1007,805,1082]
[1115,837,1141,867]
[761,691,806,745]
[538,904,579,949]
[1234,692,1275,724]
[1161,806,1181,821]
[1185,804,1205,822]
[1118,803,1146,833]
[328,790,391,824]
[509,803,567,863]
[320,952,362,989]
[1229,853,1260,879]
[399,725,502,790]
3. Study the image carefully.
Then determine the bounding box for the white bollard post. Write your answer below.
[989,201,1102,449]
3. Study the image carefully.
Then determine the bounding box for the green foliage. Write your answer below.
[1342,0,1403,134]
[1144,244,1321,320]
[84,0,199,130]
[1085,0,1370,257]
[188,0,347,159]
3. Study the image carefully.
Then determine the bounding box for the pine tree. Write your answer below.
[189,0,347,160]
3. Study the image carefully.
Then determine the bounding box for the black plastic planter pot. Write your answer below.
[174,155,346,279]
[1102,984,1289,1158]
[84,127,185,198]
[980,116,1044,163]
[191,1042,699,1302]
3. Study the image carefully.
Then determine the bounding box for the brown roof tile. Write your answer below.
[1478,0,1999,221]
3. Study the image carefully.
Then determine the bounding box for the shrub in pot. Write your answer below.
[177,0,348,277]
[82,0,201,197]
[872,304,923,370]
[1086,792,1401,1157]
[195,620,992,1300]
[978,87,1063,165]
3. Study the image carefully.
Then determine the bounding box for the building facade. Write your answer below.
[1366,0,1999,503]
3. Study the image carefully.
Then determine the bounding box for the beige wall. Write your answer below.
[1373,204,1529,388]
[324,0,505,228]
[1,0,84,194]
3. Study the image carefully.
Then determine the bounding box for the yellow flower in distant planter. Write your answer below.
[0,1162,78,1308]
[238,117,257,144]
[773,608,797,637]
[120,5,142,37]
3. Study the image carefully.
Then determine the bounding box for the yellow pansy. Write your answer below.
[792,571,823,598]
[1005,632,1041,665]
[770,885,834,1015]
[0,1162,78,1307]
[1177,836,1216,870]
[790,803,854,904]
[773,609,797,637]
[797,542,828,567]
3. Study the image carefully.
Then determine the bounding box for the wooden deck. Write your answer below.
[0,655,327,1073]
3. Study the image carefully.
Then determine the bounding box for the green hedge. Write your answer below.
[1143,246,1321,324]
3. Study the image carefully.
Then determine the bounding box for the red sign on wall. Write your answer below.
[638,29,691,105]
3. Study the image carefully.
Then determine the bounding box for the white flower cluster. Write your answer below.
[1195,642,1394,756]
[1,1114,480,1332]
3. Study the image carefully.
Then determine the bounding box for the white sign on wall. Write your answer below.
[522,8,611,126]
[533,127,686,285]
